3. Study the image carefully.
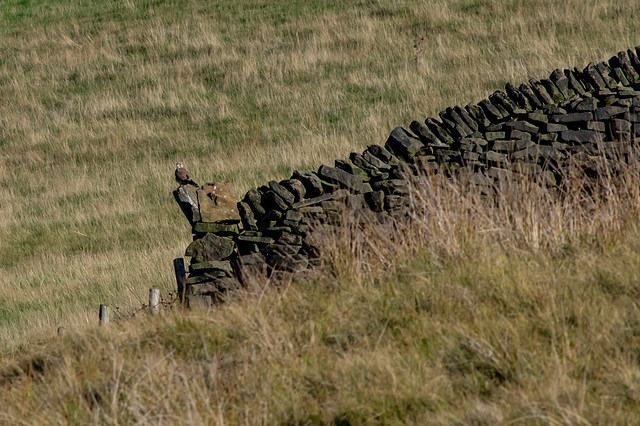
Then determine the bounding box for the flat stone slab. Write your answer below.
[291,189,350,209]
[192,222,239,234]
[197,182,240,222]
[189,260,233,273]
[185,232,236,263]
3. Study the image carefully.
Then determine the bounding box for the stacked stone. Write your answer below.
[177,46,640,308]
[177,183,242,308]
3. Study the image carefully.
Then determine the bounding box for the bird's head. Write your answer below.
[176,162,184,169]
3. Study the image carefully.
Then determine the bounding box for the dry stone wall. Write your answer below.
[176,46,640,308]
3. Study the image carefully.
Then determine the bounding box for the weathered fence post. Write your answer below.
[174,258,187,304]
[99,304,110,326]
[149,288,160,315]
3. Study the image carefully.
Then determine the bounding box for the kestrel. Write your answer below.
[175,162,198,187]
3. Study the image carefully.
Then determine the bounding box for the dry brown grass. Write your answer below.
[2,0,639,348]
[3,148,640,423]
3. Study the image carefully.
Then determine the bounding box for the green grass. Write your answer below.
[1,0,640,422]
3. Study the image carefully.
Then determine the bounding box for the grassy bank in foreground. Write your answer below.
[1,0,640,349]
[3,162,640,423]
[2,222,640,423]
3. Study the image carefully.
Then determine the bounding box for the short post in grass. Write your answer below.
[99,304,110,326]
[174,258,187,305]
[149,288,160,315]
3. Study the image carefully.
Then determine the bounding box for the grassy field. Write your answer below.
[2,0,640,422]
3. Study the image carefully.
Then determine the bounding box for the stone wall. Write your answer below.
[175,46,640,308]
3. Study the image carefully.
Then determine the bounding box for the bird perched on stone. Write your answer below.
[175,162,198,187]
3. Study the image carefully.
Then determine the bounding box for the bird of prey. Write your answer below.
[175,162,198,187]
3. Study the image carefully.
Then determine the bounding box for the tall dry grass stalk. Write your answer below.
[321,148,640,283]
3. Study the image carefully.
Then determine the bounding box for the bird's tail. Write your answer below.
[190,181,199,187]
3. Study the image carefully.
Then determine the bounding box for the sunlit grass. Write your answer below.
[1,2,640,418]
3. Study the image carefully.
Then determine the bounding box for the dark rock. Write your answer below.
[409,120,445,146]
[505,82,532,110]
[595,61,618,89]
[505,121,539,134]
[613,51,638,83]
[285,210,302,223]
[564,68,587,96]
[519,83,543,109]
[488,94,510,116]
[186,271,227,285]
[237,241,260,255]
[414,157,439,175]
[610,67,629,86]
[574,97,598,111]
[544,123,569,132]
[608,119,631,140]
[280,179,306,202]
[269,181,295,205]
[465,103,491,130]
[551,112,593,123]
[459,137,488,150]
[440,108,472,137]
[510,129,532,140]
[512,145,563,162]
[482,151,508,166]
[192,222,239,234]
[454,106,479,131]
[492,140,516,152]
[529,79,554,105]
[491,91,517,114]
[425,117,456,144]
[515,139,534,150]
[367,144,401,165]
[526,112,548,125]
[372,179,409,195]
[485,131,506,141]
[584,63,608,90]
[586,121,606,132]
[189,260,233,274]
[550,69,573,98]
[541,79,564,102]
[237,201,257,231]
[539,133,558,142]
[292,171,324,198]
[244,188,266,216]
[362,151,392,171]
[478,98,504,122]
[318,165,364,192]
[594,106,628,121]
[349,153,381,176]
[335,159,369,181]
[292,189,350,208]
[238,252,266,265]
[560,130,603,144]
[628,48,640,75]
[185,233,236,263]
[385,127,424,160]
[264,190,289,211]
[237,234,275,245]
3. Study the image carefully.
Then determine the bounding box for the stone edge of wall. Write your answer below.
[177,46,640,308]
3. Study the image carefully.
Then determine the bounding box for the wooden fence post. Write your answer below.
[99,304,110,326]
[149,288,160,315]
[174,258,187,304]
